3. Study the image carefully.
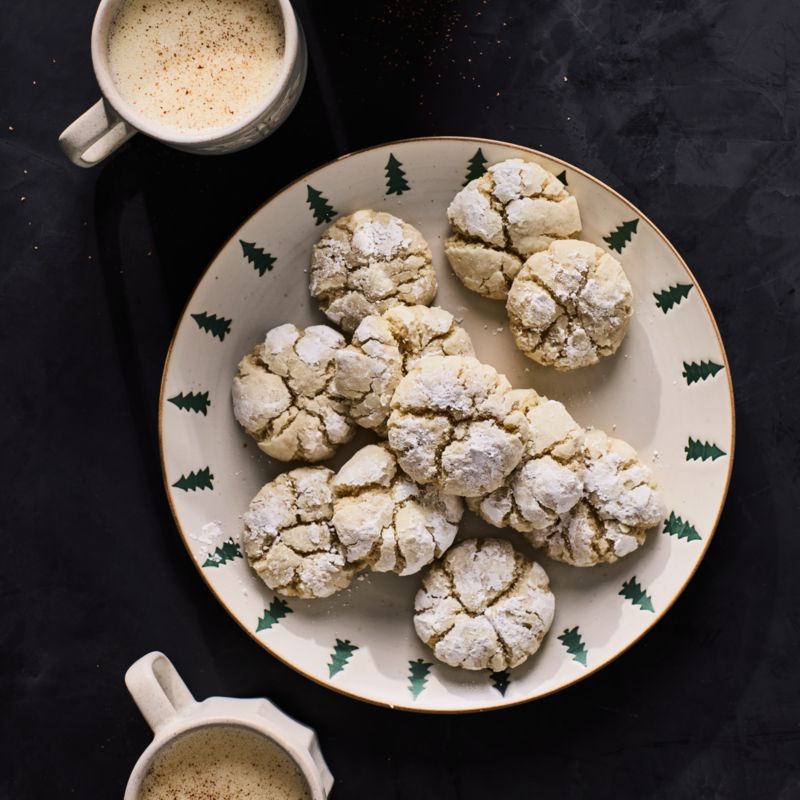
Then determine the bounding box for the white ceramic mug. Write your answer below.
[124,652,333,799]
[59,0,307,167]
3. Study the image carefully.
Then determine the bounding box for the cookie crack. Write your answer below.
[422,565,464,648]
[256,483,340,563]
[389,322,460,368]
[389,501,408,573]
[518,256,607,363]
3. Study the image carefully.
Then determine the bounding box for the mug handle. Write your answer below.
[125,652,196,732]
[58,98,137,168]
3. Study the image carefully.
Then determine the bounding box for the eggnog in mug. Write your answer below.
[107,0,286,133]
[137,725,312,800]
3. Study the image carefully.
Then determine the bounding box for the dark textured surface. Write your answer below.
[1,0,799,797]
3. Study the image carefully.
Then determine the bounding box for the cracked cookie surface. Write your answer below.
[445,158,582,299]
[232,323,356,462]
[468,390,585,533]
[309,209,437,333]
[525,428,666,566]
[331,443,463,576]
[507,239,633,370]
[242,467,359,598]
[333,305,475,434]
[387,355,529,497]
[414,538,555,671]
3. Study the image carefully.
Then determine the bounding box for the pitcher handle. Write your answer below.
[125,652,196,732]
[58,98,137,168]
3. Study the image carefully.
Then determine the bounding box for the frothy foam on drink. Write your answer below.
[108,0,285,133]
[137,725,312,800]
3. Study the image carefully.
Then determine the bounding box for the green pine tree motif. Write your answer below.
[619,577,654,612]
[306,185,337,225]
[685,437,726,462]
[663,511,702,542]
[191,311,231,341]
[172,467,214,492]
[385,153,410,195]
[555,170,568,186]
[240,240,276,276]
[490,669,510,696]
[408,658,432,700]
[202,539,242,568]
[256,597,293,632]
[558,627,588,666]
[167,391,210,416]
[463,148,488,185]
[682,360,724,385]
[328,639,358,677]
[653,283,693,313]
[603,219,639,253]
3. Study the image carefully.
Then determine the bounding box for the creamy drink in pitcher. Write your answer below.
[137,725,311,800]
[107,0,286,133]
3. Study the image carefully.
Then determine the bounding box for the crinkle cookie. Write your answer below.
[468,390,585,533]
[331,314,403,433]
[309,210,437,333]
[387,355,529,497]
[331,444,463,576]
[525,428,667,567]
[445,158,582,299]
[232,324,356,462]
[332,305,475,433]
[242,467,359,598]
[414,538,555,671]
[507,239,633,371]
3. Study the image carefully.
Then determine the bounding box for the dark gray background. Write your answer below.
[2,0,799,797]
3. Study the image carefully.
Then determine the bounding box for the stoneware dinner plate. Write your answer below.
[160,137,734,713]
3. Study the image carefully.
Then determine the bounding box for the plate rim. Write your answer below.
[158,135,736,714]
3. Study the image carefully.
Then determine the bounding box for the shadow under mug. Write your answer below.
[124,652,333,800]
[59,0,307,167]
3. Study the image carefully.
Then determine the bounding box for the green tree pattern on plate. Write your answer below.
[555,169,568,185]
[463,148,488,185]
[240,240,276,276]
[654,283,693,313]
[682,360,724,385]
[620,577,654,612]
[385,153,410,195]
[256,597,293,631]
[603,219,639,253]
[191,311,231,341]
[202,539,242,568]
[685,437,726,462]
[167,391,210,416]
[409,659,432,700]
[328,639,358,677]
[663,511,702,542]
[306,185,337,226]
[558,627,588,666]
[490,669,510,696]
[172,467,214,492]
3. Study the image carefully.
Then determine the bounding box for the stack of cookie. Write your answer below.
[231,164,666,673]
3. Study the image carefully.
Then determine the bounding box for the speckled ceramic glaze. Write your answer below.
[159,137,734,712]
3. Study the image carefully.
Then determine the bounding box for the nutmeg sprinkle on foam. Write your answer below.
[107,0,285,133]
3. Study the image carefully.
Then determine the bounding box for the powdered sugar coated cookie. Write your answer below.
[242,467,359,599]
[507,239,633,370]
[232,323,356,462]
[414,538,555,671]
[331,443,463,576]
[310,210,437,333]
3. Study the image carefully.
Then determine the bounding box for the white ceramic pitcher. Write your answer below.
[123,651,333,799]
